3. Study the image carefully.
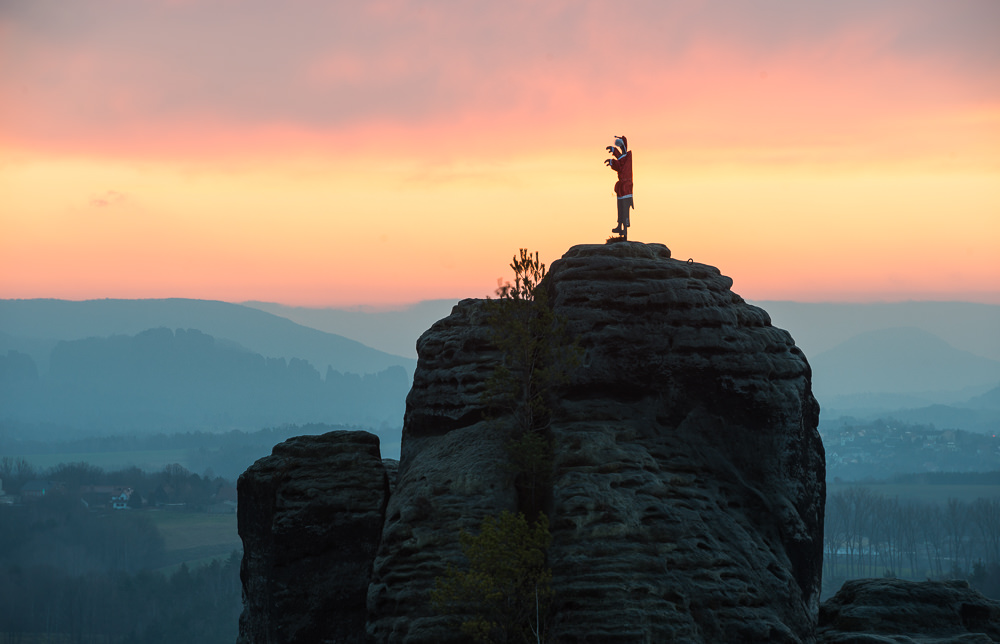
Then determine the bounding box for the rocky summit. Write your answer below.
[240,240,926,643]
[818,578,1000,643]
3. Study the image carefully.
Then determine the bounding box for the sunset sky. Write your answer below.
[2,0,998,307]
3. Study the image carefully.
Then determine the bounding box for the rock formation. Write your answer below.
[237,431,390,644]
[364,242,826,642]
[818,578,1000,643]
[240,241,827,642]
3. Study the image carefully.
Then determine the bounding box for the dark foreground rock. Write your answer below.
[544,243,824,643]
[367,242,825,643]
[237,430,389,644]
[818,578,1000,644]
[239,241,828,642]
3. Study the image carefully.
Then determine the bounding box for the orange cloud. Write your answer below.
[90,190,126,207]
[1,1,997,306]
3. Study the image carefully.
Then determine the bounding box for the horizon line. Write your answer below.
[3,295,1000,310]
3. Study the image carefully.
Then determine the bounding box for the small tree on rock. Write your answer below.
[482,249,579,518]
[433,250,577,642]
[432,511,552,643]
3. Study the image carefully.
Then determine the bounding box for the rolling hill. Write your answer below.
[0,298,415,377]
[809,326,1000,400]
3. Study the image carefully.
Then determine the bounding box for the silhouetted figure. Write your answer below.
[605,135,633,239]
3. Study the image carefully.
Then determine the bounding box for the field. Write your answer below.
[17,448,193,473]
[827,481,1000,503]
[145,510,241,572]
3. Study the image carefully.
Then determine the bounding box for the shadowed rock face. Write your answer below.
[366,242,825,643]
[542,243,824,642]
[367,297,521,640]
[237,431,389,644]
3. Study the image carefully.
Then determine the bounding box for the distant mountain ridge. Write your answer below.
[754,300,1000,362]
[0,326,410,434]
[243,299,1000,364]
[243,299,458,360]
[966,385,1000,410]
[810,327,1000,433]
[4,298,999,435]
[0,298,415,377]
[810,326,1000,399]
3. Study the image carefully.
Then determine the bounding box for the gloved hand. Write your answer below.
[604,158,612,166]
[606,146,615,154]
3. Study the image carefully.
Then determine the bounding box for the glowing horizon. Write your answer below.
[2,1,998,307]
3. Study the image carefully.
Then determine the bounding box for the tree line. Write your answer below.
[1,423,357,456]
[0,551,241,643]
[824,487,1000,597]
[0,459,240,579]
[0,460,243,642]
[0,423,377,482]
[1,457,234,510]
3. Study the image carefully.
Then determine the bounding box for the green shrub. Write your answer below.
[432,511,552,643]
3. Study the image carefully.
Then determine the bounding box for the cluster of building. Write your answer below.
[0,474,238,513]
[821,421,1000,480]
[0,478,135,509]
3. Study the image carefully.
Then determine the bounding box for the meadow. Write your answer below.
[145,510,241,572]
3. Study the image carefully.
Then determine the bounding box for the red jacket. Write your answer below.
[610,150,633,197]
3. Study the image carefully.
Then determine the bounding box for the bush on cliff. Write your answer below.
[431,511,552,643]
[432,250,572,642]
[483,248,579,518]
[483,249,565,433]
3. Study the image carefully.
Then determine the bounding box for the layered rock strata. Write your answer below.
[366,242,825,642]
[367,297,521,639]
[542,243,824,642]
[818,578,1000,643]
[238,241,828,642]
[237,431,389,644]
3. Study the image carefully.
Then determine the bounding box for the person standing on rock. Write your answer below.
[605,135,633,238]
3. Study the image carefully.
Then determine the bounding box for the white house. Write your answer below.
[112,487,133,510]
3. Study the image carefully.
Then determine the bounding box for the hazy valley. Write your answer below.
[1,293,999,642]
[3,297,997,464]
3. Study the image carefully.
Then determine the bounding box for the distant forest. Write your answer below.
[3,457,1000,641]
[0,461,241,643]
[0,550,242,643]
[0,327,409,433]
[0,424,371,482]
[823,486,1000,600]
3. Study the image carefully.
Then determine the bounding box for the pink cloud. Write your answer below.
[1,0,996,160]
[90,190,125,207]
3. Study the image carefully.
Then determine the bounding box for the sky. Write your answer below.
[1,0,998,307]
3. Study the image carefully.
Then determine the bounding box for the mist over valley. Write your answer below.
[1,294,998,642]
[2,298,999,468]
